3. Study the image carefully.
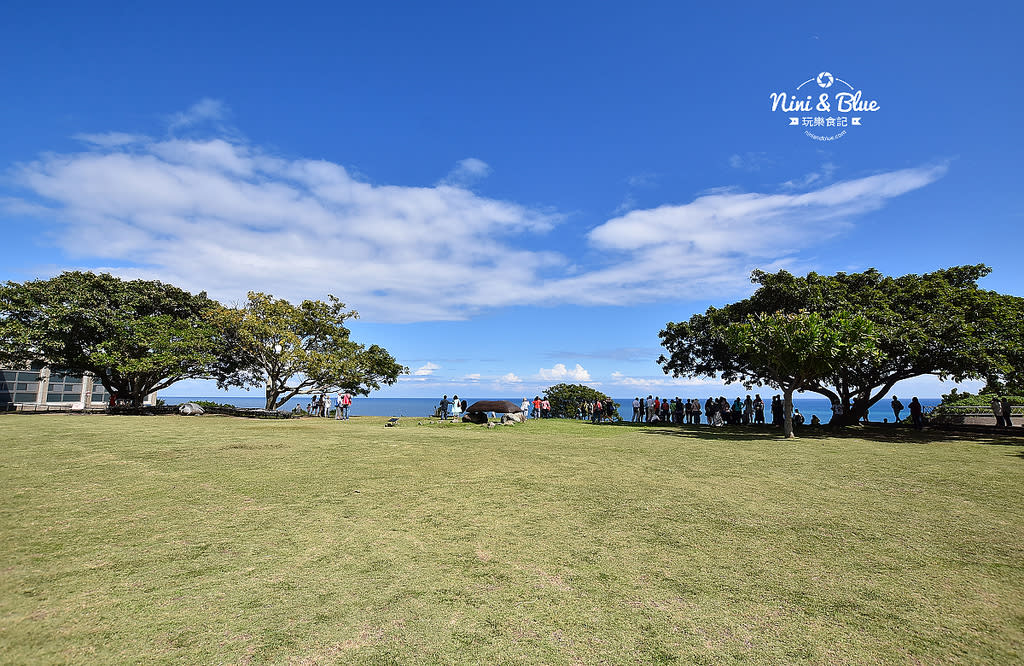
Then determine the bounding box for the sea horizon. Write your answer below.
[162,395,943,423]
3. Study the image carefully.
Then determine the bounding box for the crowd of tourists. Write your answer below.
[621,394,795,427]
[304,391,353,420]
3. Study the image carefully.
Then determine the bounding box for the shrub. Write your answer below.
[544,383,618,419]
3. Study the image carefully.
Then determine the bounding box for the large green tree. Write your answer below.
[0,272,229,405]
[726,311,879,437]
[215,292,406,410]
[660,265,1024,425]
[544,383,617,419]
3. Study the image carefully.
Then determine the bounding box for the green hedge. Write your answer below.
[931,390,1023,418]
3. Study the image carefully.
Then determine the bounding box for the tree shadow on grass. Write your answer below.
[600,420,1024,447]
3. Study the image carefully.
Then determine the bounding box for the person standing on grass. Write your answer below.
[743,395,753,425]
[541,397,550,418]
[891,395,904,424]
[533,396,541,419]
[771,395,783,426]
[440,395,450,419]
[991,397,1004,427]
[451,394,462,421]
[521,397,530,417]
[342,391,352,420]
[632,397,640,422]
[335,391,344,420]
[753,394,765,424]
[1000,397,1013,427]
[909,397,924,429]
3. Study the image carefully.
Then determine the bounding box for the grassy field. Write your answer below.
[1,415,1022,664]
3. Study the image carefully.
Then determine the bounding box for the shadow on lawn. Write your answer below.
[600,420,1024,447]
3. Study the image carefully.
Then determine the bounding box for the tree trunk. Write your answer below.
[783,388,795,438]
[265,384,280,411]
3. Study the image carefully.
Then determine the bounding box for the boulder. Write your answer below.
[500,412,526,424]
[178,402,205,416]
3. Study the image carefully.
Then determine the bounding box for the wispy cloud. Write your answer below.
[73,132,147,147]
[728,152,771,171]
[413,362,440,376]
[541,164,948,305]
[609,371,726,390]
[544,347,662,363]
[11,123,563,322]
[5,102,949,322]
[441,157,491,187]
[781,161,838,190]
[168,98,229,132]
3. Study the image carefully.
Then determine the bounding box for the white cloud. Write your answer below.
[12,130,563,322]
[542,164,948,305]
[442,157,492,186]
[537,363,591,381]
[74,132,147,147]
[462,373,482,381]
[413,362,440,376]
[781,161,839,190]
[500,372,522,383]
[728,152,770,171]
[168,98,229,132]
[609,371,725,390]
[6,102,949,323]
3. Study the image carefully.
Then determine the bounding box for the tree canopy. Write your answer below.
[726,311,879,436]
[215,292,406,409]
[659,265,1024,424]
[0,272,228,405]
[544,383,616,419]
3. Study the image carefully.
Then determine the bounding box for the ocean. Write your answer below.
[163,396,942,424]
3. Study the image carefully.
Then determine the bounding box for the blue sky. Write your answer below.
[2,1,1021,398]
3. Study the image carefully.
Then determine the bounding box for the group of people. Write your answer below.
[522,396,552,419]
[627,394,788,427]
[990,396,1016,427]
[438,394,469,420]
[888,395,924,429]
[305,391,353,420]
[579,398,616,422]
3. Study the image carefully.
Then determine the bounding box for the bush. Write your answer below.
[936,390,1024,408]
[931,390,1023,420]
[544,383,618,419]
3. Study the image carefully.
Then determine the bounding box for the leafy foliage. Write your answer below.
[726,311,879,437]
[660,265,1024,425]
[543,383,617,419]
[215,292,407,409]
[937,389,1024,403]
[0,272,229,405]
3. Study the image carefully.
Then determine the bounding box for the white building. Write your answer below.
[0,365,157,410]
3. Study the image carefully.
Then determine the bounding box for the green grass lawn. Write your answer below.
[1,415,1022,664]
